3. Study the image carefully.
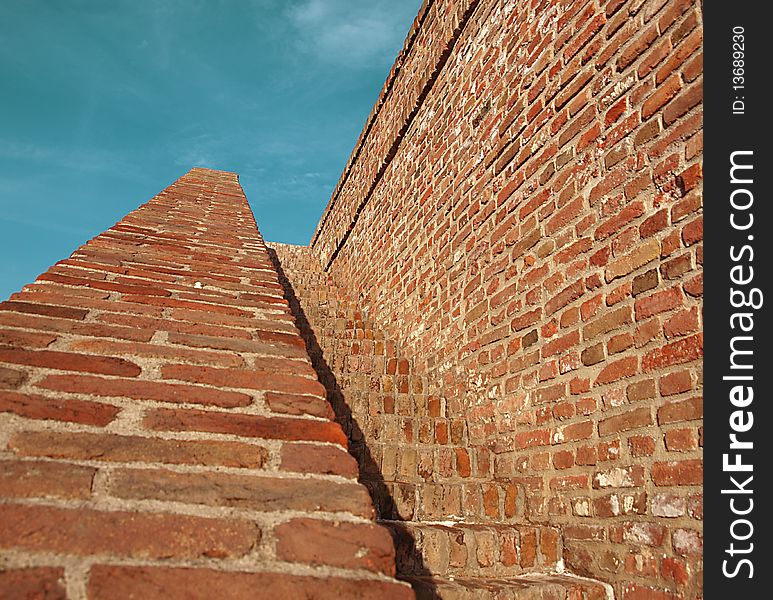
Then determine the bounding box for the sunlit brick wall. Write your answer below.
[312,0,703,597]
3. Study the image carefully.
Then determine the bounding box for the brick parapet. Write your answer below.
[0,169,414,599]
[309,0,704,598]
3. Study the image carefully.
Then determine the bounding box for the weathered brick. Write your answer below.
[605,240,660,282]
[38,373,252,408]
[643,334,703,371]
[275,518,396,575]
[0,504,257,558]
[652,459,703,486]
[0,329,57,349]
[0,300,87,320]
[0,390,119,425]
[68,339,244,368]
[0,348,140,376]
[264,390,334,419]
[635,286,683,319]
[642,74,682,119]
[160,364,323,396]
[658,396,702,424]
[88,566,414,600]
[281,443,359,478]
[0,460,95,499]
[166,331,307,358]
[0,1,706,592]
[145,407,347,446]
[623,521,667,546]
[595,355,638,385]
[110,468,374,517]
[599,407,653,436]
[9,431,266,468]
[0,365,27,389]
[0,567,66,600]
[583,306,632,341]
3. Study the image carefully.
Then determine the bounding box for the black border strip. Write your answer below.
[705,3,769,596]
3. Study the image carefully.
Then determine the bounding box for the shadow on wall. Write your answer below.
[268,248,438,598]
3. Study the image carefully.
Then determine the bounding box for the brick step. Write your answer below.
[383,520,561,579]
[405,574,610,600]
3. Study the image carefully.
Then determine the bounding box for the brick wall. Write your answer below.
[311,0,703,598]
[0,169,414,599]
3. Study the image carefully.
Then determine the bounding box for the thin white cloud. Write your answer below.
[285,0,413,69]
[0,140,130,175]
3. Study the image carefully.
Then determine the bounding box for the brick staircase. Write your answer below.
[0,170,414,599]
[268,243,612,600]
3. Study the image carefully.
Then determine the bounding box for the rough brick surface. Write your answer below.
[0,169,412,599]
[1,0,703,597]
[292,0,701,597]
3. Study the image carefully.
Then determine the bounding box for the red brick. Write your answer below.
[663,82,702,125]
[546,280,585,316]
[661,556,690,585]
[0,365,27,389]
[0,328,57,349]
[264,390,334,419]
[38,374,252,408]
[652,459,703,485]
[275,518,396,575]
[0,300,87,320]
[634,286,683,319]
[617,24,658,71]
[659,370,692,396]
[0,567,66,600]
[559,419,595,442]
[642,333,703,371]
[0,390,119,425]
[664,427,698,451]
[595,201,645,241]
[12,292,164,317]
[583,306,632,340]
[656,29,702,84]
[160,364,322,396]
[605,239,660,282]
[0,460,95,499]
[68,339,244,368]
[110,468,374,518]
[563,524,604,540]
[0,348,140,377]
[0,504,257,559]
[144,407,348,446]
[96,312,252,340]
[658,396,702,424]
[599,407,653,436]
[120,295,254,316]
[281,443,359,478]
[166,331,307,358]
[595,355,638,385]
[87,566,414,600]
[622,584,680,600]
[9,430,266,468]
[642,74,682,119]
[661,253,692,280]
[0,4,708,592]
[35,272,172,297]
[0,311,154,342]
[516,428,552,449]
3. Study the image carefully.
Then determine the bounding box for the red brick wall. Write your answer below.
[0,169,413,599]
[312,0,703,597]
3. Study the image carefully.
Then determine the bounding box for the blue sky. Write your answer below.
[0,0,422,301]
